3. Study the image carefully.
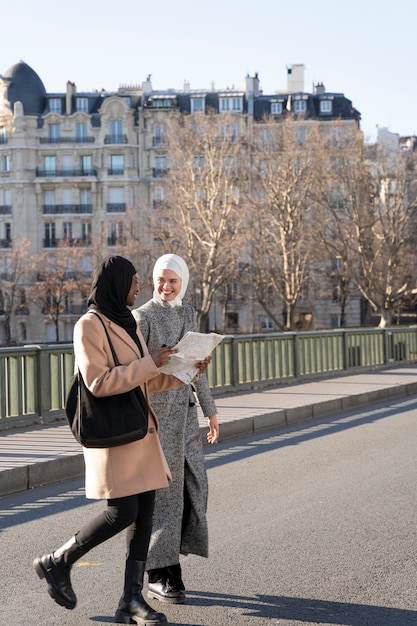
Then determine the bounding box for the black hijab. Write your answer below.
[88,256,142,352]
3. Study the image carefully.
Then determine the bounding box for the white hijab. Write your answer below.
[152,254,190,308]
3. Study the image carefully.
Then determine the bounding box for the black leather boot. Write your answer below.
[33,536,86,610]
[115,560,168,625]
[147,564,186,604]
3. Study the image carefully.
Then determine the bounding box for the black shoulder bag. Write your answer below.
[65,312,149,448]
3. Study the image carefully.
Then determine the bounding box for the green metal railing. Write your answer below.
[1,326,417,430]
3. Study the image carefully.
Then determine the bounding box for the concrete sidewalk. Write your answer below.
[1,365,417,497]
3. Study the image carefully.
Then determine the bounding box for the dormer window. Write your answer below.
[294,100,307,113]
[320,100,333,114]
[271,101,283,115]
[49,98,62,114]
[191,97,205,113]
[149,96,176,108]
[76,97,89,112]
[219,96,243,113]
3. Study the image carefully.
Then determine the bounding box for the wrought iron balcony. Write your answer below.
[36,168,97,177]
[42,204,93,215]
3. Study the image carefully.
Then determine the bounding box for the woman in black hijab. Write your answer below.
[33,256,210,625]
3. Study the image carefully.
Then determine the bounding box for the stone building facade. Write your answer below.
[0,61,361,343]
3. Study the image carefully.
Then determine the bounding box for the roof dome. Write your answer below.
[2,61,47,115]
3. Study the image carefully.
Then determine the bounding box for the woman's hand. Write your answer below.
[194,356,211,376]
[207,414,219,444]
[151,346,177,368]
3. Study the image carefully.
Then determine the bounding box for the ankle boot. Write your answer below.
[33,536,86,610]
[147,564,186,604]
[115,560,167,625]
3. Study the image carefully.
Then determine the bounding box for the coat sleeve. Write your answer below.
[74,314,181,397]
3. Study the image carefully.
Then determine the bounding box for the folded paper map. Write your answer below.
[159,331,225,384]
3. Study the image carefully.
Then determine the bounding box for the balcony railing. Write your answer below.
[152,168,168,178]
[106,203,126,213]
[104,135,128,144]
[42,237,92,248]
[36,168,97,177]
[39,136,95,144]
[42,204,93,215]
[0,205,12,215]
[107,168,124,175]
[107,236,127,246]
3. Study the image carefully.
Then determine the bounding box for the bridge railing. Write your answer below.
[1,326,416,430]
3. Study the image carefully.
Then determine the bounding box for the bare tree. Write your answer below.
[350,143,417,327]
[150,111,249,331]
[249,118,320,330]
[314,125,365,327]
[30,243,92,342]
[0,238,32,344]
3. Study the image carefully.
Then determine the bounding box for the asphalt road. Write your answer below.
[1,396,416,626]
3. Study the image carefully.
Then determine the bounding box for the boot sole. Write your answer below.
[33,557,76,610]
[114,608,168,624]
[147,589,186,604]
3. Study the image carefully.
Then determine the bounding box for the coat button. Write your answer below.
[148,427,155,433]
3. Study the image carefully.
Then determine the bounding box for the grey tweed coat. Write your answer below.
[133,299,217,569]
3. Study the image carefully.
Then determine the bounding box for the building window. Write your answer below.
[43,190,55,206]
[154,156,168,177]
[3,155,10,171]
[153,124,166,147]
[19,322,27,341]
[108,221,124,245]
[109,155,124,175]
[44,156,56,175]
[4,222,11,243]
[62,155,73,174]
[191,97,205,113]
[49,98,62,113]
[151,98,175,108]
[294,100,307,113]
[76,97,89,112]
[63,222,73,240]
[49,124,61,141]
[153,186,167,209]
[320,100,333,114]
[107,187,125,212]
[76,123,87,141]
[109,120,123,142]
[219,97,243,113]
[222,124,240,142]
[271,102,283,115]
[81,155,93,174]
[44,223,56,247]
[0,127,8,144]
[81,221,91,242]
[79,188,92,209]
[193,155,205,169]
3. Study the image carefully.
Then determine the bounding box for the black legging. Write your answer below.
[75,490,155,561]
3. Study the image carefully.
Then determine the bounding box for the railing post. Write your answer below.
[36,347,52,419]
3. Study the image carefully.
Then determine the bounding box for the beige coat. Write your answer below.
[73,312,182,500]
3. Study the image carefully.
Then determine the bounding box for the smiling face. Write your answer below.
[126,273,139,306]
[155,269,182,302]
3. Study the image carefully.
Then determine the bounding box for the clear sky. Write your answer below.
[1,0,416,142]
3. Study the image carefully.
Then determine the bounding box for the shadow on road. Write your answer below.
[182,590,417,625]
[205,396,417,470]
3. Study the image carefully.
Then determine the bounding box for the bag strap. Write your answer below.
[89,311,120,366]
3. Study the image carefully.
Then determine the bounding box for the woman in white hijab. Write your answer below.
[133,254,219,604]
